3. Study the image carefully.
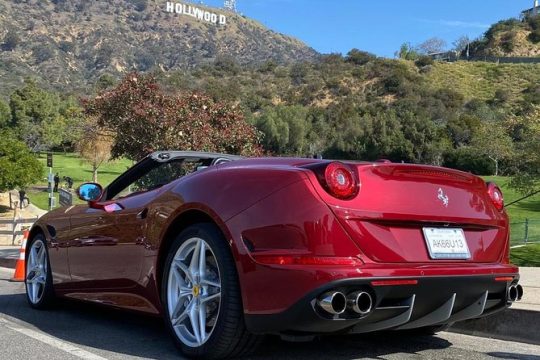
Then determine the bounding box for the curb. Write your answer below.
[450,308,540,345]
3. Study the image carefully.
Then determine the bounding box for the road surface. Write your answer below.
[0,268,539,360]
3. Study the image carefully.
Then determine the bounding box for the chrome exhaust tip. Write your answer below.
[317,291,347,315]
[508,285,519,302]
[516,284,524,301]
[347,291,373,315]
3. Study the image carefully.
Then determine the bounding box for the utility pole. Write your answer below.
[47,152,55,210]
[224,0,236,12]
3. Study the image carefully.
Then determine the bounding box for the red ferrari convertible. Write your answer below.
[26,151,523,359]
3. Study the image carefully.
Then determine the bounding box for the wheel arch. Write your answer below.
[27,224,46,251]
[156,207,238,295]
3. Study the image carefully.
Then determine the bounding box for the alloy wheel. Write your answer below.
[26,239,48,304]
[167,237,222,347]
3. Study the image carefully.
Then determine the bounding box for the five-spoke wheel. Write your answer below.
[162,223,261,359]
[25,234,55,309]
[167,237,222,347]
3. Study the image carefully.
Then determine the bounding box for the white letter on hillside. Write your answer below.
[194,8,204,20]
[166,2,174,13]
[219,14,227,25]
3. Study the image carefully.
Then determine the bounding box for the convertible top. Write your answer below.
[149,151,243,163]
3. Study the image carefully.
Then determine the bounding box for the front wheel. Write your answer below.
[162,223,261,359]
[25,234,55,309]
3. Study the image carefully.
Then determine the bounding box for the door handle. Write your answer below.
[136,208,148,220]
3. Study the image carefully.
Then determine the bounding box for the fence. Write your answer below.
[510,219,540,246]
[0,216,38,245]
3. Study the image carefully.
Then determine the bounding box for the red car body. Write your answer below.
[29,151,521,336]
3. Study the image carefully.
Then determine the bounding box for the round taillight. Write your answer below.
[487,182,504,211]
[324,162,359,199]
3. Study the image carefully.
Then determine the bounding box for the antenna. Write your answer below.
[224,0,237,12]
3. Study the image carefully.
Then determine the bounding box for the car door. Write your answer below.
[67,157,187,290]
[67,204,133,288]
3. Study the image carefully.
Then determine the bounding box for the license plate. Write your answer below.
[423,228,471,260]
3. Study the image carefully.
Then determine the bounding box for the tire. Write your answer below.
[25,233,56,309]
[162,223,262,359]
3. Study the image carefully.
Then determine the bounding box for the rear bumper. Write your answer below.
[244,273,520,335]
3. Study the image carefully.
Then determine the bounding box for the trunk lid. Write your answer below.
[308,163,508,263]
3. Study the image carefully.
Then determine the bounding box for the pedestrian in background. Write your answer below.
[53,173,60,192]
[18,189,27,209]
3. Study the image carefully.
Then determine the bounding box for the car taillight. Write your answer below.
[487,182,504,211]
[302,161,360,200]
[324,162,359,199]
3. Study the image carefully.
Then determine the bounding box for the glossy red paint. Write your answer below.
[30,153,519,332]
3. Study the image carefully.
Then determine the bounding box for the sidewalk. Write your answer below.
[0,192,47,246]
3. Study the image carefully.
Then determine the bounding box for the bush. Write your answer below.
[129,0,148,12]
[32,44,54,63]
[346,49,376,65]
[2,30,20,51]
[415,56,434,68]
[528,29,540,44]
[443,148,495,175]
[500,31,517,53]
[59,41,75,53]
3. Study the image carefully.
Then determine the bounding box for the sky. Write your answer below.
[196,0,534,57]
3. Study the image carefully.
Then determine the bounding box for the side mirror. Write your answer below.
[76,183,103,202]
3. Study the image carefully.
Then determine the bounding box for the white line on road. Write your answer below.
[0,317,109,360]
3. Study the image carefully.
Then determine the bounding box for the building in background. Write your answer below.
[521,0,540,18]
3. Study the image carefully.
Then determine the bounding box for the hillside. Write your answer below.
[426,61,540,102]
[0,0,318,97]
[469,16,540,57]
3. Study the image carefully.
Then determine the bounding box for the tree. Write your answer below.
[452,36,470,54]
[346,49,376,65]
[471,121,514,176]
[84,73,263,161]
[9,80,61,151]
[509,107,540,194]
[76,118,113,183]
[396,43,419,60]
[0,130,43,192]
[255,105,309,155]
[0,99,11,128]
[417,37,447,55]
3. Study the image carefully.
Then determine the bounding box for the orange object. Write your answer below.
[10,229,29,282]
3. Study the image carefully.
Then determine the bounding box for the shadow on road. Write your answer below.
[488,353,540,360]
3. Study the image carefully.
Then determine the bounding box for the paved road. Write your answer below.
[0,268,539,360]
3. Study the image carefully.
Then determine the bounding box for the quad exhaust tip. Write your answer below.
[317,291,347,315]
[347,291,373,315]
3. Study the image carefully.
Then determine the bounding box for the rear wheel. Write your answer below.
[162,223,261,359]
[25,234,55,309]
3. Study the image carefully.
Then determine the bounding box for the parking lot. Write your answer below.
[0,268,539,360]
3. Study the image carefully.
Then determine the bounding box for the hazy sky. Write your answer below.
[195,0,534,57]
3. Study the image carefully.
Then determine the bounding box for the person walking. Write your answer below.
[18,189,27,209]
[53,173,60,192]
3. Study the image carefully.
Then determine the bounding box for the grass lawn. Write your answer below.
[510,244,540,267]
[28,153,132,210]
[483,176,540,250]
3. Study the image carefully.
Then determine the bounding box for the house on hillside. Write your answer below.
[521,0,540,18]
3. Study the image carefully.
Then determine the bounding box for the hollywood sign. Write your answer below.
[166,2,227,25]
